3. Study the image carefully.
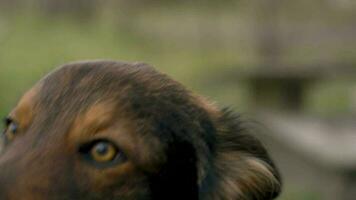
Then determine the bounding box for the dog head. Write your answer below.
[0,61,281,200]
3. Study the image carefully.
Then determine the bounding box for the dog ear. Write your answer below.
[145,107,201,200]
[199,107,282,200]
[148,139,199,200]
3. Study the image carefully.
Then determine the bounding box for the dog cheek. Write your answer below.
[73,161,150,199]
[0,154,79,200]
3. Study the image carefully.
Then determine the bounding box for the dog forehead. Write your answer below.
[51,60,158,83]
[34,62,147,112]
[36,61,195,116]
[39,61,166,99]
[31,61,203,137]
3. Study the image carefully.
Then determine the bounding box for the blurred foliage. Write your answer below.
[0,0,355,130]
[0,9,246,120]
[281,190,321,200]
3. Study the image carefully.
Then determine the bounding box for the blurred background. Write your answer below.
[0,0,356,199]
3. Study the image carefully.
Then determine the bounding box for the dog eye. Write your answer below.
[91,141,117,162]
[79,140,126,167]
[2,117,18,141]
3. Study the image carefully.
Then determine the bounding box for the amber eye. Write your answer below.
[79,139,126,167]
[91,141,117,162]
[3,117,18,141]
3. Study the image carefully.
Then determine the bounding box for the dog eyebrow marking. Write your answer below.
[10,84,42,131]
[70,101,117,141]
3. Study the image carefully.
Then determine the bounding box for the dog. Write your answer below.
[0,60,281,200]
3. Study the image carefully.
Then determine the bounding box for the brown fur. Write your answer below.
[0,60,281,200]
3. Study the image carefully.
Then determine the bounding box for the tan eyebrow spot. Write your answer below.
[69,101,117,141]
[68,100,163,170]
[10,84,42,130]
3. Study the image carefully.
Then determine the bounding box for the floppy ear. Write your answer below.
[148,139,199,200]
[200,108,282,200]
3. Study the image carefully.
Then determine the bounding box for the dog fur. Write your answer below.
[0,61,281,200]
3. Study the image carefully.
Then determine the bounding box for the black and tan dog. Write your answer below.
[0,61,281,200]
